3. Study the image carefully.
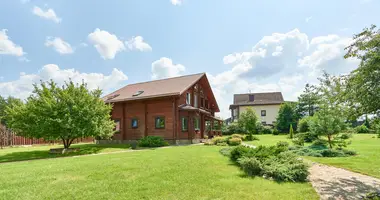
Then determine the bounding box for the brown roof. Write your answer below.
[230,92,284,108]
[103,73,205,103]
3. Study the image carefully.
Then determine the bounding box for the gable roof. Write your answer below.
[103,73,205,103]
[230,92,284,108]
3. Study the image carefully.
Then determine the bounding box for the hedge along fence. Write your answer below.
[0,124,93,148]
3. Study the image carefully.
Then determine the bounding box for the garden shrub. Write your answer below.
[211,136,227,145]
[204,141,214,145]
[311,139,328,148]
[228,138,242,146]
[262,152,309,182]
[231,134,244,139]
[363,191,380,200]
[223,122,247,135]
[229,145,255,162]
[319,149,346,157]
[138,136,169,147]
[356,124,370,133]
[292,135,305,146]
[342,149,357,156]
[275,141,289,153]
[297,117,311,133]
[243,135,259,141]
[216,142,228,146]
[262,126,273,134]
[238,157,262,176]
[272,128,280,135]
[289,124,294,139]
[219,147,232,156]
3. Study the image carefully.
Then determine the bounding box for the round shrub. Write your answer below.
[297,117,311,133]
[319,149,346,157]
[219,147,232,156]
[231,134,244,140]
[138,136,169,147]
[356,124,370,133]
[342,149,357,156]
[216,142,228,146]
[238,157,262,176]
[228,138,242,146]
[223,122,247,135]
[243,135,259,141]
[262,126,273,134]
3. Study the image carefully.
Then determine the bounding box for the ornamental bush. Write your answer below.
[262,126,273,134]
[138,136,169,147]
[238,157,262,176]
[228,138,242,146]
[356,124,370,133]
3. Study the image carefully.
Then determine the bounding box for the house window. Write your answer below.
[194,117,200,130]
[114,119,121,132]
[261,110,266,116]
[194,94,198,108]
[249,95,255,102]
[205,99,209,109]
[233,108,238,117]
[186,93,191,105]
[181,117,188,131]
[201,97,204,108]
[155,117,165,129]
[131,118,138,128]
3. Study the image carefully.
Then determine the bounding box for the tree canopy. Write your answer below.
[5,80,115,149]
[238,107,258,139]
[297,83,319,117]
[344,24,380,116]
[276,102,299,133]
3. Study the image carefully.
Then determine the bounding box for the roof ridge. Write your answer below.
[127,72,205,86]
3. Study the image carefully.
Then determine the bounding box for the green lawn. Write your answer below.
[0,143,131,163]
[0,145,318,200]
[245,134,380,178]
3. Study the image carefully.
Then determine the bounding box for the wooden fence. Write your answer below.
[0,124,93,148]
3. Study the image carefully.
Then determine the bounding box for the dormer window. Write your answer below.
[186,93,191,105]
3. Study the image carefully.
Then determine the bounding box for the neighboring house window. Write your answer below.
[155,117,165,129]
[114,119,121,132]
[181,117,188,131]
[233,108,238,117]
[186,93,191,105]
[194,94,198,108]
[131,118,138,128]
[249,94,255,102]
[261,110,266,116]
[194,117,200,130]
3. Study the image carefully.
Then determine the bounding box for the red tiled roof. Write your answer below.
[103,73,205,103]
[229,92,284,108]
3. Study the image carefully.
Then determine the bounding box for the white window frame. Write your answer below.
[194,94,198,108]
[186,93,191,105]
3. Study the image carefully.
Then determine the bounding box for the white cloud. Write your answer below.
[126,36,152,52]
[0,64,128,99]
[88,29,125,60]
[305,16,313,23]
[45,37,74,54]
[151,57,185,80]
[171,0,183,6]
[0,29,25,56]
[20,0,30,4]
[208,29,359,119]
[32,6,61,23]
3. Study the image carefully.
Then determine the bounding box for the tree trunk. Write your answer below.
[327,135,333,149]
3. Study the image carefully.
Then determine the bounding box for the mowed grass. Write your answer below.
[0,143,131,163]
[245,134,380,178]
[0,145,318,200]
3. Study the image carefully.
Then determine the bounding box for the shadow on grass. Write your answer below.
[0,143,131,163]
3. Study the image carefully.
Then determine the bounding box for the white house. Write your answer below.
[229,92,284,125]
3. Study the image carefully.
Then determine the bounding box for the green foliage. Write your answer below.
[138,136,169,147]
[292,135,305,146]
[297,116,312,133]
[272,128,279,135]
[222,122,247,135]
[230,134,244,140]
[0,96,23,126]
[262,126,273,134]
[297,83,320,117]
[238,108,258,139]
[363,191,380,200]
[356,124,370,133]
[276,102,299,133]
[211,136,227,145]
[262,152,309,182]
[219,147,232,157]
[238,157,262,176]
[344,25,380,116]
[5,80,114,149]
[243,135,259,141]
[216,142,228,146]
[229,145,253,162]
[228,138,242,146]
[289,124,294,139]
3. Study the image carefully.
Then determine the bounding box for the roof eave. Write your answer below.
[104,92,180,103]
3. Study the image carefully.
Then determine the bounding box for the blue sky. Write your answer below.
[0,0,379,118]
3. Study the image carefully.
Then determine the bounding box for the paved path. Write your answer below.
[308,163,380,200]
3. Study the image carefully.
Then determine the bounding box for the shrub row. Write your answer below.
[223,142,309,182]
[138,136,169,147]
[289,144,357,157]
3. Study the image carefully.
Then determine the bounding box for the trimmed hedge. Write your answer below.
[138,136,169,147]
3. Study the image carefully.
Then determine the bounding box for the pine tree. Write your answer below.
[289,124,294,139]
